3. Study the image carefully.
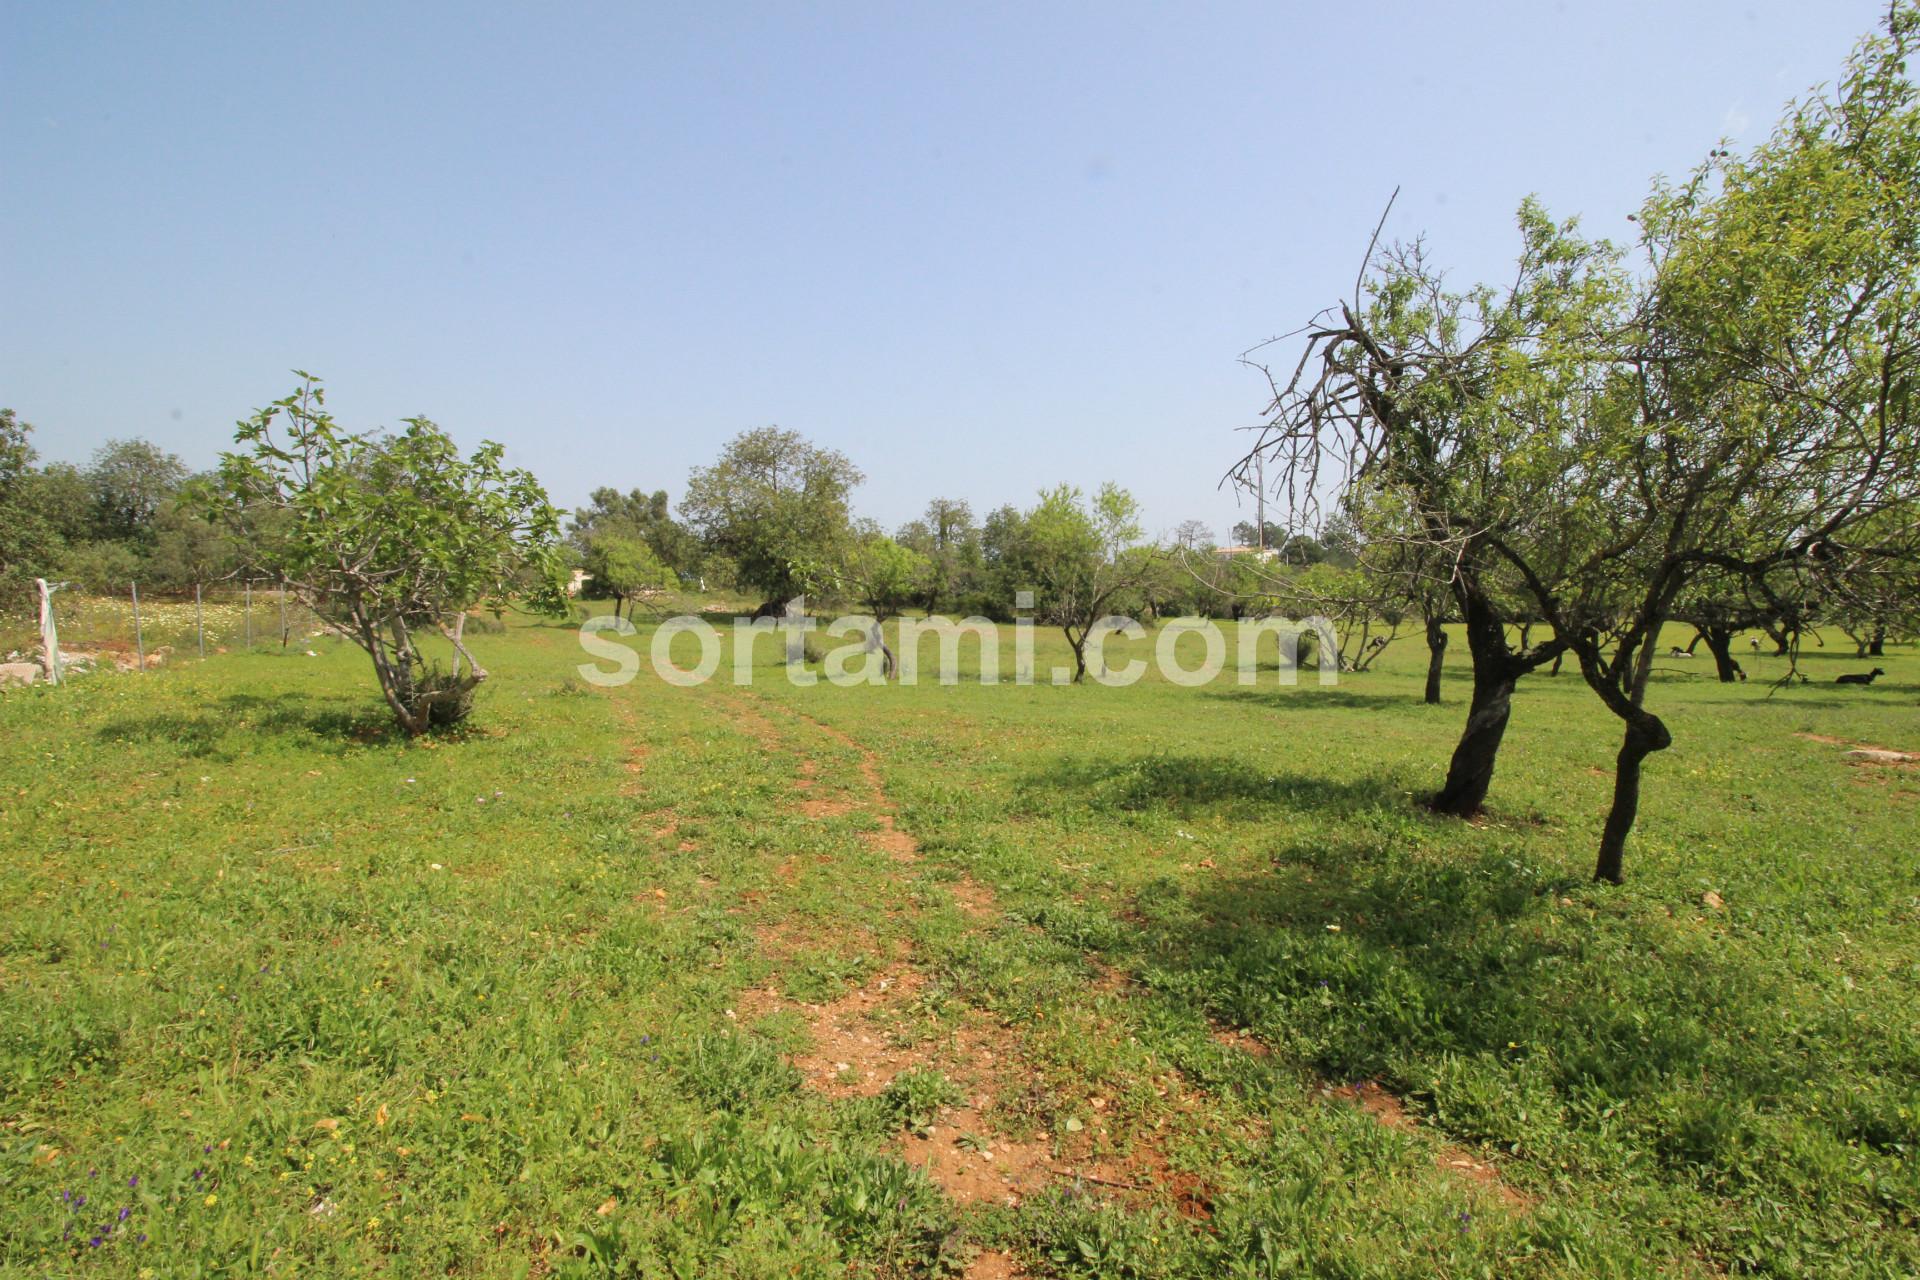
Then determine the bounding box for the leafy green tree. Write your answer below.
[202,375,566,735]
[680,427,864,615]
[0,410,62,608]
[1002,483,1158,683]
[831,532,931,678]
[583,530,674,619]
[88,438,187,542]
[144,485,242,592]
[895,497,976,613]
[571,487,700,580]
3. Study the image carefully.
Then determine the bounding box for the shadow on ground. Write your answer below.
[1020,751,1411,820]
[94,691,394,756]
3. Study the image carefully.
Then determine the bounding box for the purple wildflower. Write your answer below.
[119,1207,131,1221]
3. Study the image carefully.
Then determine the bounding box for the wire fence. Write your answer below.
[4,580,332,676]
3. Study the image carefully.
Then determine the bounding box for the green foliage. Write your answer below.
[1,615,1917,1275]
[86,438,188,543]
[201,374,565,733]
[680,426,864,610]
[581,531,673,617]
[993,483,1159,679]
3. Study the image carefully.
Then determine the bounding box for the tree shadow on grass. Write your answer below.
[1019,751,1412,821]
[1201,687,1424,713]
[1111,841,1774,1108]
[94,692,396,757]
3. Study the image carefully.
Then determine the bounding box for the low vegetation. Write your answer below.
[1,612,1913,1276]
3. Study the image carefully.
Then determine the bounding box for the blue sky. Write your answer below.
[1,1,1887,540]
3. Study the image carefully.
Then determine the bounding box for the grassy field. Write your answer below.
[1,606,1915,1278]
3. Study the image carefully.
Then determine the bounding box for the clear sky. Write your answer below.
[1,1,1889,541]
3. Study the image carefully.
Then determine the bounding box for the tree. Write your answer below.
[1242,212,1599,820]
[1003,483,1159,682]
[1241,4,1920,883]
[0,411,51,607]
[834,532,931,677]
[146,485,241,592]
[680,428,863,614]
[896,497,976,614]
[203,375,565,735]
[571,487,700,580]
[583,530,674,619]
[88,438,187,542]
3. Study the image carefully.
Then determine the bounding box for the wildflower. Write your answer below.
[203,1194,218,1207]
[89,1236,103,1248]
[127,1176,138,1188]
[118,1207,131,1222]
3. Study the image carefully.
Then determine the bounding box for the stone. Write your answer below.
[1845,748,1916,764]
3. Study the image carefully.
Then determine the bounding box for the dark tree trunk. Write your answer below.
[1764,621,1791,656]
[1066,629,1088,683]
[1429,592,1520,817]
[1594,714,1673,884]
[1423,617,1447,705]
[1699,627,1740,683]
[1869,624,1886,658]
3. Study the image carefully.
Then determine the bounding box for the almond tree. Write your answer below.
[1240,5,1920,882]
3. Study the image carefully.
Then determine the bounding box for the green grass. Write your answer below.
[1,608,1915,1277]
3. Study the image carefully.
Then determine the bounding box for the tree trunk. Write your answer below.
[1423,617,1447,705]
[1429,592,1519,817]
[1066,629,1088,683]
[1700,627,1740,683]
[1869,624,1886,658]
[1594,713,1673,884]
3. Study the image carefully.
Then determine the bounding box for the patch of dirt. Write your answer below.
[1210,1027,1271,1058]
[902,1109,1057,1206]
[800,795,858,818]
[737,964,931,1095]
[949,877,1000,922]
[964,1251,1027,1280]
[865,821,919,861]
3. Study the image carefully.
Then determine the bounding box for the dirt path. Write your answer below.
[701,690,1224,1275]
[654,685,1528,1268]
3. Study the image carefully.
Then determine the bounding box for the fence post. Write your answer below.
[196,583,205,658]
[131,581,145,670]
[37,578,63,685]
[245,580,253,649]
[280,579,289,648]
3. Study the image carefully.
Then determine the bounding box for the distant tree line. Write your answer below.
[0,412,240,607]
